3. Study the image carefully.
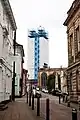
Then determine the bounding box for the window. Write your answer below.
[35,63,37,66]
[38,49,39,53]
[35,47,37,51]
[38,59,39,63]
[76,70,80,93]
[35,43,37,46]
[70,34,74,56]
[35,52,37,56]
[35,74,37,77]
[76,26,80,52]
[35,68,37,71]
[35,57,37,61]
[70,73,73,92]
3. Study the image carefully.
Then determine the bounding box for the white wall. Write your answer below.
[39,37,49,68]
[0,1,14,102]
[15,53,22,96]
[27,38,34,79]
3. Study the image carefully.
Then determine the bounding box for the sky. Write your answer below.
[10,0,74,69]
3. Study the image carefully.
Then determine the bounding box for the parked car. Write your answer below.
[36,87,39,91]
[44,89,48,93]
[32,88,41,98]
[62,92,68,96]
[52,89,63,96]
[42,88,45,93]
[42,88,48,93]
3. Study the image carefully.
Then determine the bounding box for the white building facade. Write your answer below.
[27,27,49,84]
[0,0,17,102]
[27,37,34,80]
[39,37,49,68]
[15,43,24,96]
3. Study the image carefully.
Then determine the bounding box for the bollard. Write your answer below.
[32,94,34,110]
[59,95,60,104]
[72,108,77,120]
[46,98,49,120]
[26,92,28,103]
[78,100,80,111]
[67,101,70,107]
[29,92,31,106]
[63,95,65,102]
[37,97,40,116]
[65,95,68,103]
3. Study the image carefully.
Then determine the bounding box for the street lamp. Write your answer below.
[12,30,16,101]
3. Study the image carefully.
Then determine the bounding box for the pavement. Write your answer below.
[0,93,80,120]
[38,92,80,120]
[0,97,44,120]
[61,101,79,110]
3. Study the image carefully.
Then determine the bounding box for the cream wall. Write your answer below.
[27,37,34,79]
[0,1,16,102]
[39,37,49,68]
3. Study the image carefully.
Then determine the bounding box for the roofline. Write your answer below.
[16,42,25,57]
[39,67,67,72]
[63,0,80,26]
[1,0,17,30]
[23,69,28,73]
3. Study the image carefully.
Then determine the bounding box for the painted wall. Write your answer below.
[39,37,49,68]
[0,1,15,102]
[15,50,22,96]
[27,37,34,79]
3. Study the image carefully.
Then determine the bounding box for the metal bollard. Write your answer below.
[37,97,40,116]
[59,95,60,104]
[67,101,70,107]
[46,98,49,120]
[32,94,34,110]
[29,92,31,106]
[72,108,77,120]
[26,92,28,103]
[78,100,80,111]
[63,95,65,102]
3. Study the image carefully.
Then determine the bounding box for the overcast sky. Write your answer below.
[10,0,74,69]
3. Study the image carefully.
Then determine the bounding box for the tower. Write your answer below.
[27,27,49,85]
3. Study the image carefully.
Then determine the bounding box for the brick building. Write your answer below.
[64,0,80,102]
[22,69,28,96]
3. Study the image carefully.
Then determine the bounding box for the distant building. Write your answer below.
[0,0,17,102]
[15,42,24,97]
[64,0,80,102]
[38,67,67,93]
[22,69,28,96]
[27,26,49,84]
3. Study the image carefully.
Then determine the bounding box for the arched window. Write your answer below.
[70,72,72,92]
[58,74,61,90]
[76,70,80,95]
[41,72,47,87]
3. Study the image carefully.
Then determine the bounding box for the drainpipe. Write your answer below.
[12,31,16,101]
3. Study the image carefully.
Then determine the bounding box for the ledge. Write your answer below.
[1,0,17,30]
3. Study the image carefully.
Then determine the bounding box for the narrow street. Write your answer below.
[34,92,80,120]
[0,1,80,120]
[0,93,80,120]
